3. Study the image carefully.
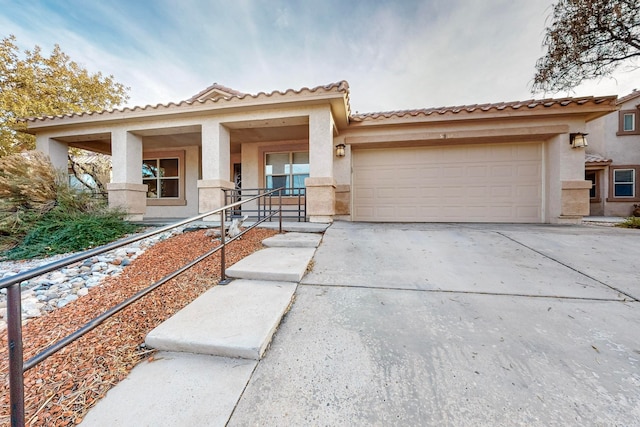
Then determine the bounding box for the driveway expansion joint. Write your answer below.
[495,231,639,302]
[299,282,633,302]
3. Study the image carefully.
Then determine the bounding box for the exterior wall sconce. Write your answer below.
[570,132,588,148]
[335,143,346,157]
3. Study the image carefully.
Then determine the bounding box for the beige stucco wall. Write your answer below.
[35,134,69,172]
[544,122,592,223]
[332,135,351,217]
[587,98,640,164]
[586,96,640,216]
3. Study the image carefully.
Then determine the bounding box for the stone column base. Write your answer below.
[560,180,592,220]
[335,184,351,216]
[305,177,336,223]
[197,179,235,221]
[107,183,148,221]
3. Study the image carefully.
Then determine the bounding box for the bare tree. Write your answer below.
[68,151,111,197]
[532,0,640,93]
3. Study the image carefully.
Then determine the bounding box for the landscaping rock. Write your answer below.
[0,225,192,321]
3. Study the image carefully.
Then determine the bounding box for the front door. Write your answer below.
[585,170,603,216]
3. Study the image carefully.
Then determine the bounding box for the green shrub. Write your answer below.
[0,150,140,258]
[616,217,640,229]
[5,207,139,259]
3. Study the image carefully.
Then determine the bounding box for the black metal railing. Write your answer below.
[0,187,285,426]
[224,188,306,222]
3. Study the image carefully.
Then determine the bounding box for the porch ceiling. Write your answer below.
[55,132,112,155]
[143,133,201,150]
[230,124,308,143]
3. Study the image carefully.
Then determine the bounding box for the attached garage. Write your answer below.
[352,142,543,223]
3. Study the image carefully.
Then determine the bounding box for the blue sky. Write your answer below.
[1,0,639,113]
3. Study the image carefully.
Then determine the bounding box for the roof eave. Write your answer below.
[348,97,618,127]
[23,88,351,133]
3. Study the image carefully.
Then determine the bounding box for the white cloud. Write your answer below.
[1,0,638,114]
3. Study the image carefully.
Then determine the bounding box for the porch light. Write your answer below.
[570,132,588,148]
[335,143,346,157]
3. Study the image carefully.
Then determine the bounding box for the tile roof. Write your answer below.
[350,95,617,122]
[21,81,351,124]
[616,89,640,105]
[186,83,247,102]
[585,153,612,164]
[20,80,616,127]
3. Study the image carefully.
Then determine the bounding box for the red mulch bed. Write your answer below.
[0,227,276,426]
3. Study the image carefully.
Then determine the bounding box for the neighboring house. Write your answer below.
[23,81,616,224]
[586,89,640,217]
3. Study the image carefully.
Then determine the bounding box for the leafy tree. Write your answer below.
[0,35,129,156]
[532,0,640,93]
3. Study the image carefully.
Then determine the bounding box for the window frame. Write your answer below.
[613,168,635,198]
[617,109,640,135]
[264,150,309,196]
[607,166,640,202]
[142,150,186,206]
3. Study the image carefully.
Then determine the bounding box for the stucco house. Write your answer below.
[585,89,640,217]
[23,81,616,224]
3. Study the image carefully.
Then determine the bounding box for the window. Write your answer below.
[142,151,187,208]
[265,151,309,195]
[585,171,597,199]
[623,113,635,131]
[613,169,635,197]
[618,110,640,135]
[143,158,180,198]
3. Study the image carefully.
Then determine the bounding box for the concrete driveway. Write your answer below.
[229,222,640,426]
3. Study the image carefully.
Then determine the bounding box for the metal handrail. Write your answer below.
[1,187,285,426]
[224,187,306,222]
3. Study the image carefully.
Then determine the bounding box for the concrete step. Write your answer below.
[145,279,297,360]
[225,247,316,282]
[262,232,323,248]
[255,222,329,233]
[80,351,256,426]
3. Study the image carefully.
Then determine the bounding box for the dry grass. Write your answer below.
[0,151,59,213]
[0,151,62,252]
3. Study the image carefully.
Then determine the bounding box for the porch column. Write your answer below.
[545,131,591,224]
[305,107,336,223]
[107,129,147,221]
[36,135,68,172]
[198,120,234,219]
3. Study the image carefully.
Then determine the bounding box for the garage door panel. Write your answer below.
[466,186,490,198]
[517,164,540,177]
[353,143,542,223]
[517,185,540,199]
[467,166,488,177]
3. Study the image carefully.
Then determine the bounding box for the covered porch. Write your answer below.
[30,83,351,223]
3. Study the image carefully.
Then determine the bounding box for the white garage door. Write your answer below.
[352,143,542,223]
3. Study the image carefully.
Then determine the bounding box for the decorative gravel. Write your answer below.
[0,227,276,426]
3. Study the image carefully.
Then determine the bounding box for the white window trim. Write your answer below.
[623,113,636,132]
[613,168,635,198]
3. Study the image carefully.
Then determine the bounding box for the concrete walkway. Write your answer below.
[80,231,321,426]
